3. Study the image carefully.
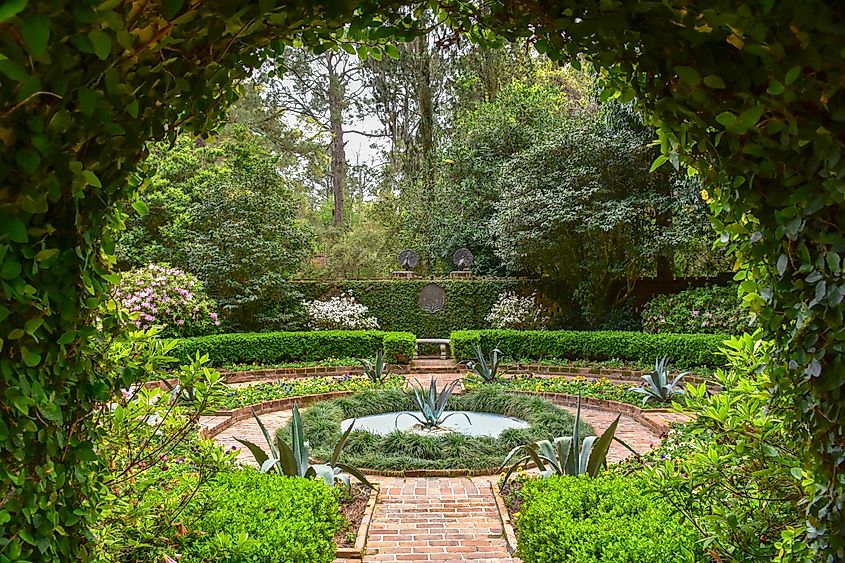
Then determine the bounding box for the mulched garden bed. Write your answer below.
[336,484,371,548]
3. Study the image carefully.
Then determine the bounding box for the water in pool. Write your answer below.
[341,411,529,438]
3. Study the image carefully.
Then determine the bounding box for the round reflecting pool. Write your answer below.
[341,411,529,438]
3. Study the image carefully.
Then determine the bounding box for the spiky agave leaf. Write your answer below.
[585,415,620,476]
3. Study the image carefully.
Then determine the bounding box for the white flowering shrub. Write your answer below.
[304,293,379,330]
[485,291,548,330]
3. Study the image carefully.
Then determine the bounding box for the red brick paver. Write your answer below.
[211,411,292,463]
[559,404,661,462]
[365,476,520,562]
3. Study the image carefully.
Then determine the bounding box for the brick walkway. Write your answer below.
[363,476,520,563]
[208,360,672,561]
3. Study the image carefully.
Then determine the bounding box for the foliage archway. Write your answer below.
[1,1,842,560]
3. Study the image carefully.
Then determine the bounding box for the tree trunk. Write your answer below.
[327,53,346,227]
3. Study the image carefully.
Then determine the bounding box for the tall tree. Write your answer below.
[261,49,382,227]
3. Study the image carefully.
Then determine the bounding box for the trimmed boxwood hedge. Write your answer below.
[452,329,726,367]
[177,469,342,563]
[170,330,415,366]
[515,474,705,562]
[286,386,593,472]
[293,279,544,338]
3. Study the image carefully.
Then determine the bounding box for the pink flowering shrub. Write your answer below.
[113,264,219,337]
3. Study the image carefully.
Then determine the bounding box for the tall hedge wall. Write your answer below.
[293,279,543,338]
[451,329,727,367]
[170,330,415,366]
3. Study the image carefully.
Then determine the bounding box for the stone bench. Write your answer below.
[415,338,450,359]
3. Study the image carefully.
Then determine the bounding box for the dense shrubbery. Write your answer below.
[644,333,808,561]
[112,264,219,337]
[382,331,416,363]
[642,285,753,334]
[452,330,725,367]
[170,330,414,366]
[294,386,591,471]
[514,474,705,562]
[177,470,342,563]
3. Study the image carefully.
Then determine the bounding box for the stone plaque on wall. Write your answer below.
[418,283,446,314]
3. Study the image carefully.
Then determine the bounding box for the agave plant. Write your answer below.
[359,349,389,385]
[235,404,373,490]
[500,394,622,485]
[466,343,502,383]
[631,356,688,405]
[396,377,470,429]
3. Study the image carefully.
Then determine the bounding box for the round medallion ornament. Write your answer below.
[418,283,446,314]
[452,248,474,271]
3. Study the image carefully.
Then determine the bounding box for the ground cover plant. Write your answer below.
[510,474,706,563]
[288,386,593,472]
[211,374,404,410]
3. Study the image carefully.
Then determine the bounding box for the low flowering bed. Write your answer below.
[481,375,675,410]
[211,374,405,410]
[221,357,359,372]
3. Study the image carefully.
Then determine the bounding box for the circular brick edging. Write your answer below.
[510,390,682,435]
[199,390,356,438]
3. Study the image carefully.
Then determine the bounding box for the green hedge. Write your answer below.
[515,474,704,562]
[382,331,415,363]
[293,279,542,338]
[451,329,726,367]
[170,330,414,365]
[178,470,341,562]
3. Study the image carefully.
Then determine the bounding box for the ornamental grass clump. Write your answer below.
[113,263,219,337]
[304,292,379,330]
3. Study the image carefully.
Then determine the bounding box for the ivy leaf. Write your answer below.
[0,0,27,22]
[649,154,668,173]
[132,200,149,216]
[21,14,50,56]
[385,44,400,59]
[3,217,28,243]
[88,30,112,60]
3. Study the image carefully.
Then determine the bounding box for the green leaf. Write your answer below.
[35,248,58,262]
[649,154,668,173]
[163,0,184,19]
[87,30,112,60]
[132,200,149,216]
[738,104,765,130]
[21,14,50,56]
[785,66,801,85]
[82,170,101,188]
[674,66,701,86]
[22,348,41,367]
[0,58,29,81]
[385,44,400,60]
[3,217,28,243]
[716,112,736,127]
[703,75,726,89]
[790,466,803,480]
[16,148,41,174]
[0,0,27,22]
[126,99,139,118]
[78,88,98,116]
[767,81,785,95]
